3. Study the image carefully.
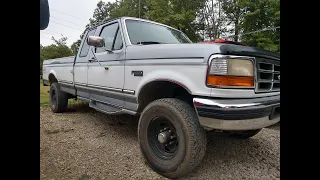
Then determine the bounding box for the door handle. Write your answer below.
[70,70,74,74]
[104,66,109,70]
[88,57,96,62]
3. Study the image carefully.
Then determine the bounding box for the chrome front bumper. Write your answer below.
[193,95,280,131]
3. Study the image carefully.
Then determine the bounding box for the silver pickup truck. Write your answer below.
[42,17,280,179]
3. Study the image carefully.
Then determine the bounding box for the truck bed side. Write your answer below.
[42,56,75,90]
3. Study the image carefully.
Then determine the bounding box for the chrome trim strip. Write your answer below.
[87,62,206,66]
[198,116,280,130]
[74,83,124,93]
[45,64,74,67]
[193,96,280,130]
[74,82,86,86]
[255,89,280,93]
[87,84,123,92]
[122,89,135,94]
[125,62,206,66]
[193,95,279,111]
[74,84,137,100]
[59,80,73,84]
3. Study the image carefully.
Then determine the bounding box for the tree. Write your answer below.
[71,0,203,49]
[51,36,68,46]
[196,0,229,41]
[145,0,203,41]
[40,37,73,73]
[71,0,120,54]
[71,39,81,55]
[220,0,248,42]
[240,0,280,52]
[219,0,279,52]
[110,0,148,18]
[70,0,280,53]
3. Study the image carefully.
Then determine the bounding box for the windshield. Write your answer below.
[125,19,192,45]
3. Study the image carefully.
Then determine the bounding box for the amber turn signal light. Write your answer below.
[207,75,254,87]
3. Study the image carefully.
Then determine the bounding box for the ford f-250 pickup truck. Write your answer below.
[42,17,280,179]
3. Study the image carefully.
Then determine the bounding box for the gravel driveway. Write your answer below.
[40,106,280,180]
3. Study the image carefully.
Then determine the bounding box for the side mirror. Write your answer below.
[87,36,105,47]
[40,0,50,30]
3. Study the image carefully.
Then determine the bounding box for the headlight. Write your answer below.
[207,56,254,87]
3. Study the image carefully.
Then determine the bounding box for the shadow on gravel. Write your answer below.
[181,130,280,179]
[266,122,280,131]
[65,103,140,142]
[87,111,279,179]
[98,114,140,142]
[66,102,94,113]
[61,104,279,179]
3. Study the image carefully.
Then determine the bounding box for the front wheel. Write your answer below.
[138,98,207,179]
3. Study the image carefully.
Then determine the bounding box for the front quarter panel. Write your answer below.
[124,60,212,98]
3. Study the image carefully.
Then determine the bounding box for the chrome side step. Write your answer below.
[77,96,137,116]
[89,100,123,115]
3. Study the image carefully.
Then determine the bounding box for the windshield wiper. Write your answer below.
[137,41,163,45]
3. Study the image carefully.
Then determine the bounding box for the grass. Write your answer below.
[40,80,50,107]
[40,80,89,109]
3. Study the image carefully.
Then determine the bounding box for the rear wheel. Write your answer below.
[138,98,207,179]
[227,129,261,139]
[49,82,68,113]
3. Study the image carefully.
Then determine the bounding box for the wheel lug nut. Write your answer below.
[164,127,168,131]
[169,141,174,145]
[170,135,176,139]
[168,130,172,133]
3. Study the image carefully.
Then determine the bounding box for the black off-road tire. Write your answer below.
[138,98,207,179]
[49,82,68,113]
[227,129,262,139]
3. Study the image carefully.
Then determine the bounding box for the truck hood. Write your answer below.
[125,43,280,62]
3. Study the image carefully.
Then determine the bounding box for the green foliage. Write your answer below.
[40,37,73,70]
[71,39,81,55]
[220,0,247,42]
[145,0,203,41]
[221,0,280,53]
[110,0,148,18]
[70,0,280,53]
[70,1,121,54]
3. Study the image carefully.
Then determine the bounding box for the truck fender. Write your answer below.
[136,70,194,97]
[48,69,57,82]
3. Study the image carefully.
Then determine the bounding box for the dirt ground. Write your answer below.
[40,106,280,180]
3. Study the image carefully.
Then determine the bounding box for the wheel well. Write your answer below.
[137,81,193,113]
[48,74,58,85]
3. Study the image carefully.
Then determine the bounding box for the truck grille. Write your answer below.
[255,58,280,93]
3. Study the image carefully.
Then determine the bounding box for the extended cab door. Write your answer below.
[73,28,96,99]
[87,21,125,107]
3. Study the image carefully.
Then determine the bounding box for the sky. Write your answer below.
[40,0,114,47]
